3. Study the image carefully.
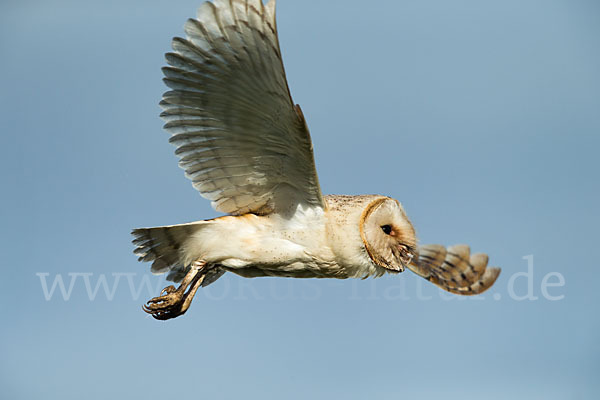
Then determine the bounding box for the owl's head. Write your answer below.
[359,197,416,273]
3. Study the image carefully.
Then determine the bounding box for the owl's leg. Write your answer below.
[142,260,207,320]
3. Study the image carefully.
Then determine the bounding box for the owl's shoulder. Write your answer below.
[324,194,388,212]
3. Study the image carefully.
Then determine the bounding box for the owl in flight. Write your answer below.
[132,0,501,320]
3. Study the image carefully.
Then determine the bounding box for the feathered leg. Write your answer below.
[142,260,207,320]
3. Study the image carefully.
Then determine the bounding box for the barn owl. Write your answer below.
[132,0,501,320]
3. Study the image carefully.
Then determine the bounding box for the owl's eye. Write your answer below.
[381,225,392,235]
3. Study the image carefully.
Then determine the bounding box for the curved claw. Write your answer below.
[143,300,161,311]
[142,303,155,314]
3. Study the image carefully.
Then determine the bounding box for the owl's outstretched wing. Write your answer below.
[160,0,324,215]
[408,244,500,295]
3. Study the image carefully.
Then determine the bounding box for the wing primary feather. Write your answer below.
[409,244,501,295]
[159,0,324,215]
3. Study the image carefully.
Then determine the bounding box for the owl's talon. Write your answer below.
[142,261,207,320]
[144,291,183,310]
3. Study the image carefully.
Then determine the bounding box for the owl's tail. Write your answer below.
[131,221,224,285]
[408,244,500,295]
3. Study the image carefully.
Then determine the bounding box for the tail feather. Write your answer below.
[409,244,500,295]
[132,221,222,284]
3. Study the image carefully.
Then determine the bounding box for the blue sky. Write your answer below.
[1,0,599,399]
